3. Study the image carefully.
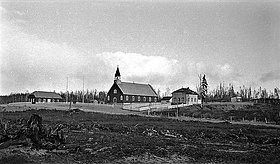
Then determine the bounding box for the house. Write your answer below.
[252,98,280,104]
[28,91,62,104]
[161,96,172,103]
[171,87,199,105]
[231,96,242,102]
[107,67,158,104]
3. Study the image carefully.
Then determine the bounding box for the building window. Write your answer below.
[143,97,146,102]
[107,96,110,101]
[182,97,184,102]
[194,98,196,102]
[120,95,123,101]
[149,97,151,102]
[178,98,180,102]
[187,98,190,102]
[138,96,140,101]
[114,89,117,94]
[132,96,135,101]
[191,98,193,102]
[154,97,157,102]
[126,96,128,101]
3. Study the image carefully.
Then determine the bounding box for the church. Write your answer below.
[107,67,158,104]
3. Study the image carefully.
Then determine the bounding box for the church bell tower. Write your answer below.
[114,66,121,84]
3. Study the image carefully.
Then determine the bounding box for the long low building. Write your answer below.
[28,91,62,104]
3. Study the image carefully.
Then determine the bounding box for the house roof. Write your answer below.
[172,87,198,95]
[29,91,62,99]
[116,82,158,96]
[161,96,172,101]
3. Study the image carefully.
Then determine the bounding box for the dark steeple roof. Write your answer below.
[172,87,198,95]
[115,66,120,77]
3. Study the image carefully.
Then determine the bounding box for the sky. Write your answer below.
[1,0,280,95]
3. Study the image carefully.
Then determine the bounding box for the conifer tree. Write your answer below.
[201,74,208,105]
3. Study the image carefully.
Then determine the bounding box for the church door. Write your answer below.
[113,97,117,103]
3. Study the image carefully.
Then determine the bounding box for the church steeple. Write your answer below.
[114,66,121,84]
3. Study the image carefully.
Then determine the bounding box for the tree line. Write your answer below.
[203,82,279,102]
[0,90,108,104]
[1,77,279,104]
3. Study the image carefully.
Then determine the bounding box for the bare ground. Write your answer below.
[0,103,279,163]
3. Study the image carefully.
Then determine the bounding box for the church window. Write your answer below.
[132,96,135,101]
[114,89,117,94]
[126,96,128,101]
[120,96,123,101]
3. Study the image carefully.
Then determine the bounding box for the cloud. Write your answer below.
[184,61,243,90]
[94,52,243,92]
[0,9,243,95]
[96,51,178,84]
[0,8,179,94]
[0,14,90,94]
[0,6,8,14]
[259,70,280,83]
[0,5,246,95]
[188,62,241,79]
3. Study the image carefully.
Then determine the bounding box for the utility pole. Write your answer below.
[177,105,179,117]
[69,92,72,110]
[82,76,84,103]
[66,76,69,103]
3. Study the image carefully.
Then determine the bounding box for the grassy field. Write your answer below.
[0,102,139,114]
[0,104,280,163]
[151,103,280,124]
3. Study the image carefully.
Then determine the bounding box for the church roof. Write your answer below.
[172,87,198,95]
[116,82,157,96]
[28,91,62,99]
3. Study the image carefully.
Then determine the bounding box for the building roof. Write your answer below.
[161,96,172,101]
[29,91,62,99]
[172,87,198,95]
[116,82,158,96]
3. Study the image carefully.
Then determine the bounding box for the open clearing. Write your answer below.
[0,103,280,163]
[0,102,137,115]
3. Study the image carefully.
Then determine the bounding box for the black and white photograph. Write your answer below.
[0,0,280,163]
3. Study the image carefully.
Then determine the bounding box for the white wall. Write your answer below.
[172,93,199,105]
